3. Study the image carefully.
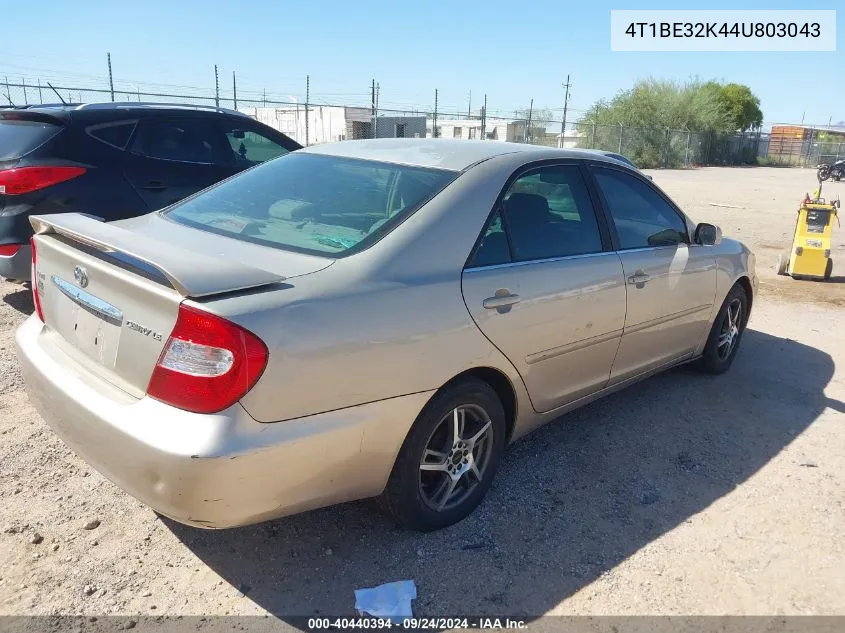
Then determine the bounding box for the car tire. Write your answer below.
[380,378,506,532]
[696,284,748,375]
[776,252,790,276]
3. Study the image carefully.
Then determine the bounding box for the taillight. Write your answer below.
[146,304,268,414]
[0,244,21,256]
[30,237,44,321]
[0,166,86,195]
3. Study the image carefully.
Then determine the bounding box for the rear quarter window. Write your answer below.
[0,119,61,160]
[86,121,137,150]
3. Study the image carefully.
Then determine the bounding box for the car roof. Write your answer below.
[2,102,250,121]
[300,138,629,171]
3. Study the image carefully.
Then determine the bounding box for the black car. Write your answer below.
[0,102,300,281]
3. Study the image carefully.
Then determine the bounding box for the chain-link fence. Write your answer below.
[2,79,843,169]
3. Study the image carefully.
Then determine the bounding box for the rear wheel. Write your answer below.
[776,252,790,276]
[825,258,833,280]
[381,379,506,531]
[695,284,748,375]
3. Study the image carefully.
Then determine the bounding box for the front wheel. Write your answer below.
[818,165,831,181]
[825,258,833,280]
[381,379,506,531]
[695,284,748,375]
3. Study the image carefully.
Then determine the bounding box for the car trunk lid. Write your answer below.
[30,212,319,399]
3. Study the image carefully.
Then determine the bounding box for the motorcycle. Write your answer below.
[818,159,845,182]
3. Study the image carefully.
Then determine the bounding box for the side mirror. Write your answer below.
[694,222,722,246]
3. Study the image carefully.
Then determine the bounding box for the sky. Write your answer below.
[1,0,842,127]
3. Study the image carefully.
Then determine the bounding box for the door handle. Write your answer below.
[141,181,167,191]
[483,292,521,310]
[627,271,650,286]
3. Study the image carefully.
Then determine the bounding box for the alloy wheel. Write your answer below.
[418,404,494,512]
[717,298,743,361]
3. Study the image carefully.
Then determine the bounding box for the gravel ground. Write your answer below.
[0,167,844,620]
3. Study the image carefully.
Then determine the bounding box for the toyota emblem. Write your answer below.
[73,265,89,288]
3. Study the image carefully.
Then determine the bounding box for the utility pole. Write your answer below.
[371,79,376,139]
[526,98,534,144]
[559,74,571,148]
[4,76,12,106]
[481,94,487,140]
[214,64,219,108]
[37,78,43,104]
[374,82,380,139]
[22,78,28,104]
[232,71,237,110]
[433,89,438,138]
[263,88,267,106]
[305,75,310,146]
[468,90,471,118]
[107,52,114,102]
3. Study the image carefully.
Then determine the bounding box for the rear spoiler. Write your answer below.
[0,109,70,125]
[30,213,285,298]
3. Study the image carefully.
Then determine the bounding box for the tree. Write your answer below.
[575,78,764,167]
[718,83,763,131]
[515,106,555,143]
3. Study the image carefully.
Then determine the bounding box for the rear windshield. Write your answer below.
[164,152,457,256]
[0,119,61,161]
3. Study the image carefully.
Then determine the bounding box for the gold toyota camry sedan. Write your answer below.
[16,139,757,531]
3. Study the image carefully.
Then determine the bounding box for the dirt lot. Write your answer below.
[0,167,844,620]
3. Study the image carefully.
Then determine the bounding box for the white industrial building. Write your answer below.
[238,105,426,146]
[427,118,529,142]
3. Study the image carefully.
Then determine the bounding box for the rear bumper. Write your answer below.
[0,243,31,281]
[16,315,430,528]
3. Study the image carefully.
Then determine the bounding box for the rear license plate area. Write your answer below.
[50,276,123,367]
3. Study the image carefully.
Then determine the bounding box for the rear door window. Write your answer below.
[0,119,61,161]
[129,118,226,165]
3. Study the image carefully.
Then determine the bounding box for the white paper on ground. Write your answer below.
[354,580,416,621]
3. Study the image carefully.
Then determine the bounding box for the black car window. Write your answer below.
[592,167,688,249]
[470,164,603,266]
[87,121,136,150]
[130,118,222,164]
[219,122,290,167]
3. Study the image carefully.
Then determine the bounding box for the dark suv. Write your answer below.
[0,103,300,281]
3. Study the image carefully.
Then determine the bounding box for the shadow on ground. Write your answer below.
[3,285,34,315]
[164,328,840,621]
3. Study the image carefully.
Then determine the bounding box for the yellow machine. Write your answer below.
[778,185,841,281]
